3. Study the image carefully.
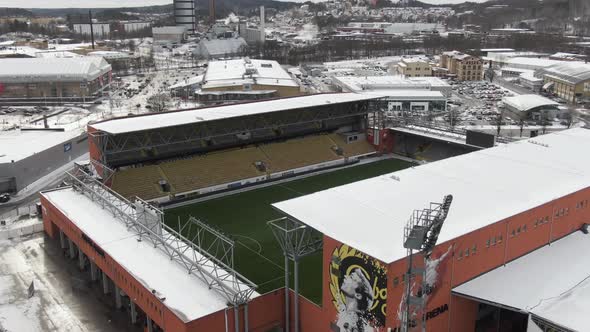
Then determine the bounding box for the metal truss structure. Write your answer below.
[268,217,323,332]
[384,116,515,144]
[66,171,256,308]
[401,195,453,332]
[90,100,373,167]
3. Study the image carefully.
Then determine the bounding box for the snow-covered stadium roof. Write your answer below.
[273,128,590,263]
[502,94,558,113]
[202,58,298,89]
[538,62,590,85]
[42,187,256,322]
[90,93,382,135]
[454,231,590,331]
[0,57,111,83]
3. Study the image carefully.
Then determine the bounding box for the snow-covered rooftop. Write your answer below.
[0,57,111,83]
[273,128,590,263]
[453,231,590,331]
[333,75,449,93]
[0,129,85,164]
[41,187,240,323]
[90,93,381,135]
[502,94,558,112]
[538,62,590,85]
[202,58,298,89]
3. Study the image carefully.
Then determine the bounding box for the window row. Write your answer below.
[576,200,588,210]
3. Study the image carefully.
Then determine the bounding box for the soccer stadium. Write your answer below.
[39,91,590,332]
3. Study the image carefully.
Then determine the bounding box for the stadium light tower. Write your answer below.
[402,195,453,332]
[268,217,322,332]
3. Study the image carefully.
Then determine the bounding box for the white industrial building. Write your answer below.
[332,75,452,96]
[72,23,111,38]
[193,38,247,60]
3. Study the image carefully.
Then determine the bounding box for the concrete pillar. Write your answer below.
[59,230,66,249]
[130,301,138,324]
[102,271,109,294]
[115,286,122,310]
[90,261,98,281]
[67,238,75,259]
[147,317,153,332]
[78,247,85,270]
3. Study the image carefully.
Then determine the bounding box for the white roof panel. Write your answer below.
[453,231,590,331]
[41,187,246,322]
[90,93,381,135]
[502,94,558,112]
[202,58,298,88]
[273,129,590,263]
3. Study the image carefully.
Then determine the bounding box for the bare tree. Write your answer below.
[518,119,525,137]
[147,93,171,113]
[484,67,496,83]
[563,112,573,129]
[491,111,503,136]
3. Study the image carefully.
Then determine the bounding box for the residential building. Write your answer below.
[440,51,483,81]
[396,58,432,77]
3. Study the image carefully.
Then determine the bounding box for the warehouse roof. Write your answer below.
[0,57,111,83]
[333,75,450,93]
[273,128,590,263]
[202,58,298,89]
[538,62,590,85]
[90,93,381,135]
[42,187,253,322]
[505,57,562,69]
[502,94,558,112]
[453,231,590,331]
[0,128,85,164]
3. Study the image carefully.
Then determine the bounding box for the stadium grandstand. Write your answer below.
[88,93,383,202]
[0,57,112,105]
[273,128,590,332]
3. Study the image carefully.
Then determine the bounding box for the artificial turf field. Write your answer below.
[164,158,414,304]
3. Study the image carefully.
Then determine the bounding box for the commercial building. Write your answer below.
[173,0,196,34]
[0,128,88,193]
[537,62,590,103]
[332,75,449,115]
[273,128,590,332]
[152,26,187,44]
[439,51,483,81]
[0,57,112,104]
[200,58,300,98]
[396,58,432,77]
[519,72,544,92]
[501,94,559,121]
[332,75,452,97]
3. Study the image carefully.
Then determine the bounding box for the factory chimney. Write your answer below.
[209,0,216,25]
[260,6,265,43]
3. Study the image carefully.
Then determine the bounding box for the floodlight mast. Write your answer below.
[401,195,453,332]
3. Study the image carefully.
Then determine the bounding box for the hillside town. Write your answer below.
[1,0,590,331]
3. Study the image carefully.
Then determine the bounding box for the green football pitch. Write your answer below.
[164,158,414,304]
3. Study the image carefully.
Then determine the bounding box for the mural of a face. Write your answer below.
[330,245,387,332]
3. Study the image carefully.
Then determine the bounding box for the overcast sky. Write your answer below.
[1,0,488,9]
[1,0,172,8]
